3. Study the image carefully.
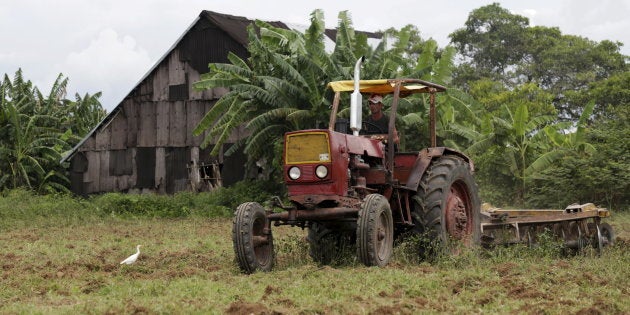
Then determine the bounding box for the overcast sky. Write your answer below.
[2,0,628,112]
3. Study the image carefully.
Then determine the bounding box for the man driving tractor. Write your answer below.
[364,93,399,144]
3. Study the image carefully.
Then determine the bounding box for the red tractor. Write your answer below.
[232,59,480,273]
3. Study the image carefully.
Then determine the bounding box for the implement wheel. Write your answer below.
[232,202,274,273]
[595,222,615,254]
[357,194,394,267]
[414,155,481,255]
[599,223,615,246]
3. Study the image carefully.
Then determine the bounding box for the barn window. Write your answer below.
[109,149,133,176]
[136,148,156,188]
[169,84,188,101]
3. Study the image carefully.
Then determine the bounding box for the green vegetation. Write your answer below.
[2,3,628,313]
[0,70,106,193]
[0,180,278,230]
[1,194,628,314]
[1,4,627,210]
[193,6,628,209]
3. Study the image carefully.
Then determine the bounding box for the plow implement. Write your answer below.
[480,203,615,253]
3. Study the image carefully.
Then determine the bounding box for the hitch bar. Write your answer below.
[267,207,359,222]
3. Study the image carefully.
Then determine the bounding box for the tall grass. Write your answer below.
[0,180,280,230]
[1,187,628,313]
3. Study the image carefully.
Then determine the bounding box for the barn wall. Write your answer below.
[70,16,251,195]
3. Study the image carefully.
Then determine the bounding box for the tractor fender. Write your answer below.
[403,147,475,192]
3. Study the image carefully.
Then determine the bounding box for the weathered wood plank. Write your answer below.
[110,110,128,150]
[80,136,96,151]
[138,103,157,147]
[152,61,170,101]
[186,101,205,146]
[124,100,139,148]
[129,147,137,189]
[116,175,130,192]
[187,67,203,100]
[155,147,166,194]
[168,50,186,85]
[95,124,111,150]
[99,151,115,192]
[156,101,170,146]
[169,101,186,146]
[83,151,100,193]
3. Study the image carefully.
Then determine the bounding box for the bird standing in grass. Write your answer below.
[120,245,142,265]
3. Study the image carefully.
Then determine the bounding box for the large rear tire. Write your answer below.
[413,155,480,256]
[232,202,274,273]
[357,194,394,267]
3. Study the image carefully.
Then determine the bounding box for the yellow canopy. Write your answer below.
[326,79,444,95]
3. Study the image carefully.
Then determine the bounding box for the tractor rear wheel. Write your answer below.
[232,202,274,273]
[356,194,394,267]
[307,223,353,265]
[413,155,480,256]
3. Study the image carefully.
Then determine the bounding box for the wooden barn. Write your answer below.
[62,10,381,196]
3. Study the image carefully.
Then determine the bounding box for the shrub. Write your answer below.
[205,179,284,210]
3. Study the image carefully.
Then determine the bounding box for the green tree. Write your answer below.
[449,3,530,84]
[450,3,628,120]
[527,79,629,210]
[0,71,67,191]
[448,83,564,205]
[0,69,105,193]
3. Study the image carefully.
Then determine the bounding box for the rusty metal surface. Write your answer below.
[429,89,437,147]
[404,147,442,191]
[268,207,359,222]
[481,210,604,227]
[387,82,401,183]
[289,194,360,210]
[479,203,611,248]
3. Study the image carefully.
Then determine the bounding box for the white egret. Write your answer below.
[120,245,142,265]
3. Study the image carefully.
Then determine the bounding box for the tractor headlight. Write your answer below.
[315,165,328,179]
[288,166,301,180]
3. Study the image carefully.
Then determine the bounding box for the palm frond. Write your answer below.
[525,150,567,176]
[513,103,528,137]
[432,46,455,84]
[244,124,287,159]
[402,113,423,126]
[247,107,299,130]
[193,93,239,135]
[305,9,325,53]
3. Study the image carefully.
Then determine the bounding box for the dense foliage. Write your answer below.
[194,10,476,179]
[0,180,280,228]
[1,4,627,211]
[195,6,628,210]
[449,4,628,208]
[0,70,106,193]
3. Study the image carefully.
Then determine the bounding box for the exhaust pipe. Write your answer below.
[350,56,365,136]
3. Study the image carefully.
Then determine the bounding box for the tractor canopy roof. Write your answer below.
[327,79,446,96]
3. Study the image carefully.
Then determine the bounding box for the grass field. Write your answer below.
[1,192,629,314]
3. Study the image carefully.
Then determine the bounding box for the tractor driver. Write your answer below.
[365,93,399,144]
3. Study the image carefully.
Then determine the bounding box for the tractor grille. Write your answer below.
[285,132,331,164]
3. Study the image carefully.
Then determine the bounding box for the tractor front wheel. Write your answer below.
[232,202,274,273]
[356,194,394,267]
[413,155,480,256]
